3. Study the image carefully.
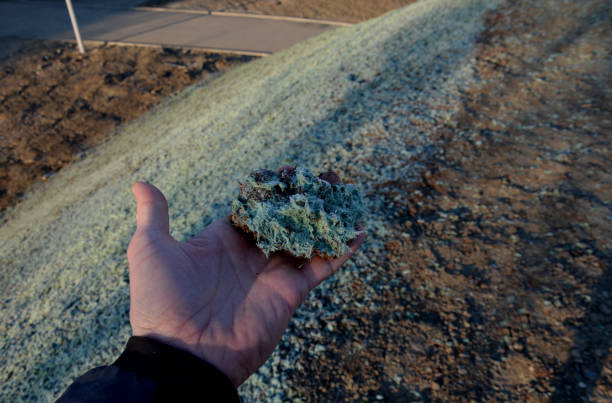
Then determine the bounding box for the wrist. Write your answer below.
[133,331,244,387]
[115,336,240,400]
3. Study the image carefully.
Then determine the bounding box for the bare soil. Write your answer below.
[141,0,418,23]
[290,0,612,401]
[0,42,254,212]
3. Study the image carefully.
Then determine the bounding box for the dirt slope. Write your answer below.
[288,0,611,401]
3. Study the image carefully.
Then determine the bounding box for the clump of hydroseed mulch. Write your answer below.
[231,167,365,259]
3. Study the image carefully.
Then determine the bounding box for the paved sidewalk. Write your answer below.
[0,1,346,55]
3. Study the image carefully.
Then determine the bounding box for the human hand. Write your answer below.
[126,181,366,387]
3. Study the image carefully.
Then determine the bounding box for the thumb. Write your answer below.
[132,182,170,235]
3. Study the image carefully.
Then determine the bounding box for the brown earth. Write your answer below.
[0,42,254,212]
[141,0,418,23]
[290,0,612,401]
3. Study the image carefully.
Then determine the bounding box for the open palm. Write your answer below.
[126,182,365,387]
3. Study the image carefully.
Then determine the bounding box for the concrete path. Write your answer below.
[0,1,348,56]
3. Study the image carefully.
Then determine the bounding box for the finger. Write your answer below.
[300,231,367,290]
[132,182,170,235]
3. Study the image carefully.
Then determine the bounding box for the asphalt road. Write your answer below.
[0,1,346,55]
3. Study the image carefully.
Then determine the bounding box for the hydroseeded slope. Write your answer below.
[0,0,499,400]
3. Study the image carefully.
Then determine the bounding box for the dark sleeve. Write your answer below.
[57,336,240,403]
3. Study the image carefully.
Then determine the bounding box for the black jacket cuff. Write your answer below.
[114,336,240,402]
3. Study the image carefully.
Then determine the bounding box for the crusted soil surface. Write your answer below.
[0,42,253,212]
[289,0,611,401]
[141,0,418,23]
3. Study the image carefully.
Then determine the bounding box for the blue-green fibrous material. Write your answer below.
[232,168,365,259]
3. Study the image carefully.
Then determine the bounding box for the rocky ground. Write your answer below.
[141,0,418,23]
[289,0,611,401]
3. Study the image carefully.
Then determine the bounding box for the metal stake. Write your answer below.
[65,0,85,53]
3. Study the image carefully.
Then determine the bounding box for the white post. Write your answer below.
[65,0,85,53]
